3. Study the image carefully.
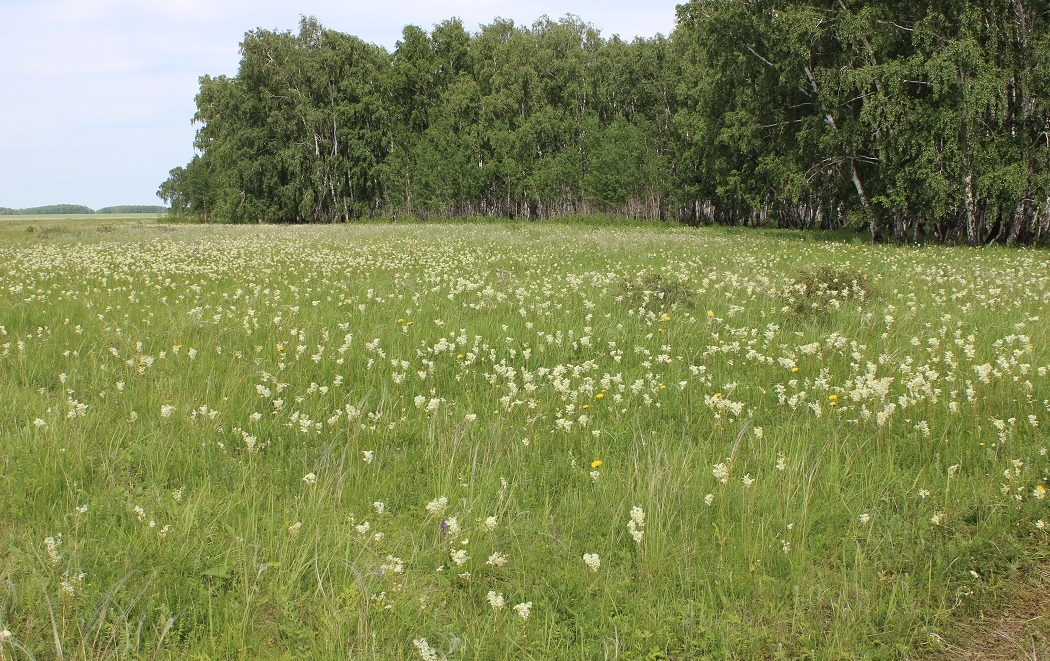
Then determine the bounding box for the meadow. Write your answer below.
[0,218,1048,659]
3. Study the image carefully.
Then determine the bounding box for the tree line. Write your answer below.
[0,205,168,215]
[159,1,1050,245]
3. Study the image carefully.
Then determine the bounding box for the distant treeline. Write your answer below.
[160,2,1050,245]
[0,205,168,215]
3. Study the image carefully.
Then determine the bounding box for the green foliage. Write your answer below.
[95,205,167,214]
[5,204,96,215]
[160,7,1050,243]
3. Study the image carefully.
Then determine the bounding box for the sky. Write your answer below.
[0,1,677,210]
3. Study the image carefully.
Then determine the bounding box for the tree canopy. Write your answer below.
[160,5,1050,244]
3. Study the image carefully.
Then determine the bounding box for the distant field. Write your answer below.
[0,219,1047,658]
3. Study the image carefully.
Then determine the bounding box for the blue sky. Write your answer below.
[0,1,677,209]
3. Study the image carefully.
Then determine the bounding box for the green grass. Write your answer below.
[0,220,1048,658]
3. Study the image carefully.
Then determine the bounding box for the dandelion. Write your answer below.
[583,553,601,572]
[591,459,602,468]
[513,601,533,621]
[486,590,506,611]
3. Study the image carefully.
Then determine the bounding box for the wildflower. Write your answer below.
[172,487,185,502]
[741,474,754,487]
[0,629,10,642]
[514,601,533,620]
[930,512,945,525]
[302,472,317,486]
[486,590,506,611]
[707,311,715,318]
[589,470,600,483]
[44,535,62,564]
[591,460,602,469]
[160,404,176,418]
[487,551,508,567]
[484,516,498,531]
[362,450,375,464]
[858,513,872,525]
[373,501,386,514]
[425,496,448,514]
[776,453,787,471]
[288,521,302,536]
[704,493,715,506]
[450,549,469,566]
[413,638,439,661]
[918,489,931,499]
[379,555,404,576]
[1034,485,1046,501]
[33,418,46,428]
[948,464,961,478]
[712,463,730,484]
[583,553,601,572]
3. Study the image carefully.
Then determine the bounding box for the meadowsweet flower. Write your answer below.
[514,601,533,620]
[741,474,754,488]
[858,513,872,525]
[487,551,508,567]
[160,404,176,418]
[930,512,944,525]
[288,521,302,536]
[776,453,787,471]
[589,470,600,482]
[379,555,404,576]
[44,535,62,564]
[1034,485,1046,500]
[0,629,11,642]
[704,493,715,506]
[712,463,730,484]
[302,472,317,486]
[450,549,469,566]
[373,501,385,514]
[426,496,448,514]
[583,553,600,572]
[362,450,375,464]
[484,516,498,531]
[486,590,506,611]
[413,638,439,661]
[33,418,46,428]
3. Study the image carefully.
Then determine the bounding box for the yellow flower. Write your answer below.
[397,318,404,323]
[707,310,715,318]
[791,367,799,373]
[595,392,605,399]
[457,354,464,359]
[659,384,667,390]
[276,344,284,352]
[714,392,723,398]
[828,394,838,401]
[591,460,602,469]
[660,314,671,322]
[582,404,590,410]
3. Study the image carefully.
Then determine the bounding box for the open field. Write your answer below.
[1,220,1048,658]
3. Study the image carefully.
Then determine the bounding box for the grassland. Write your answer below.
[1,218,1048,659]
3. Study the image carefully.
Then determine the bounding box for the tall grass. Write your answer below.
[0,220,1047,658]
